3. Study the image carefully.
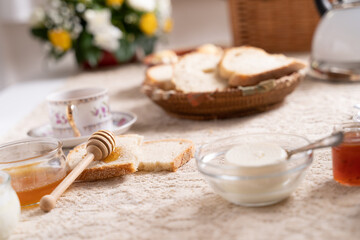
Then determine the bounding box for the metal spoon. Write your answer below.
[286,131,344,159]
[354,104,360,122]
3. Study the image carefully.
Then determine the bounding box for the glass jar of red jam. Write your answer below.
[332,123,360,186]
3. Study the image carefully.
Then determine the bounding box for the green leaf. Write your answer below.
[31,28,48,41]
[74,30,102,66]
[136,35,157,55]
[86,48,102,67]
[114,38,135,62]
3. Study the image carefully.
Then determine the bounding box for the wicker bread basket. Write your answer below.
[142,72,302,120]
[228,0,320,52]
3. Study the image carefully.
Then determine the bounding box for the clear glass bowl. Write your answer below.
[0,138,67,207]
[196,133,313,207]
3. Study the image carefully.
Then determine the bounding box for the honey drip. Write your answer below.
[103,147,122,163]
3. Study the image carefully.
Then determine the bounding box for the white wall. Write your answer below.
[165,0,231,49]
[0,0,232,89]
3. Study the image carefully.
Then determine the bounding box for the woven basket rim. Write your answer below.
[142,71,302,97]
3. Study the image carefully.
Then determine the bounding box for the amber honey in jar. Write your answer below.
[0,138,67,206]
[332,123,360,186]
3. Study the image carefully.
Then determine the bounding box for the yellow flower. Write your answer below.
[163,18,173,33]
[48,29,72,51]
[139,13,157,36]
[106,0,124,7]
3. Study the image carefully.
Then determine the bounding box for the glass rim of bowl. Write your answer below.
[0,137,63,165]
[195,133,313,181]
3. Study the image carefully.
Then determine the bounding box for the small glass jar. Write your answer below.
[0,171,20,240]
[0,138,67,206]
[332,122,360,186]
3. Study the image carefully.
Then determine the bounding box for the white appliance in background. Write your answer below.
[310,0,360,82]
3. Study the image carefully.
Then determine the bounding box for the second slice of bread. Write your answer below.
[172,52,227,93]
[67,134,144,181]
[219,46,306,87]
[145,64,175,90]
[138,139,194,172]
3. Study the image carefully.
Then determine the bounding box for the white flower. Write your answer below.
[127,0,156,12]
[30,8,45,27]
[76,3,86,13]
[157,0,171,18]
[94,27,121,52]
[50,0,61,8]
[84,9,123,51]
[84,9,112,34]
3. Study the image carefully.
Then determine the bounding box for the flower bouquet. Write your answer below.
[30,0,172,68]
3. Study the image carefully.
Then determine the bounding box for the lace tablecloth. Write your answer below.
[3,63,360,240]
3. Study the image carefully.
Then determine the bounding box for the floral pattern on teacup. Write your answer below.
[91,102,110,119]
[54,112,68,125]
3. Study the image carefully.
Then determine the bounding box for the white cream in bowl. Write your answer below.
[225,142,287,166]
[215,143,292,205]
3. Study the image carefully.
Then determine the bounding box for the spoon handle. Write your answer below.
[288,131,344,156]
[40,153,95,212]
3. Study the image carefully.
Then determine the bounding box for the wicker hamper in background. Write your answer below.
[228,0,320,52]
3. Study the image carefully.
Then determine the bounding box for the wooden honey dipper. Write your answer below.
[40,130,116,212]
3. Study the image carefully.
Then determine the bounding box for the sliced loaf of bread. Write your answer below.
[67,136,194,181]
[145,64,175,90]
[67,134,143,181]
[219,46,306,87]
[138,139,194,172]
[172,52,227,93]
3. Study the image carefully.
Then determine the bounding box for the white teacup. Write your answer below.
[47,88,112,138]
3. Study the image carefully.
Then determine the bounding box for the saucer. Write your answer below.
[27,111,137,148]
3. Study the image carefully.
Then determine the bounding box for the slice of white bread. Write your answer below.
[196,44,223,55]
[138,139,195,172]
[145,64,175,90]
[219,46,306,87]
[151,50,178,65]
[67,134,143,181]
[172,52,227,93]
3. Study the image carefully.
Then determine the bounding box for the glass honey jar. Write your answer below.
[0,138,67,207]
[332,122,360,186]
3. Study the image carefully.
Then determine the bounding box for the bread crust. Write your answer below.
[228,61,305,87]
[76,163,137,181]
[141,139,195,172]
[219,46,306,87]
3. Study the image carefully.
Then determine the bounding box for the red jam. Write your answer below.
[332,131,360,186]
